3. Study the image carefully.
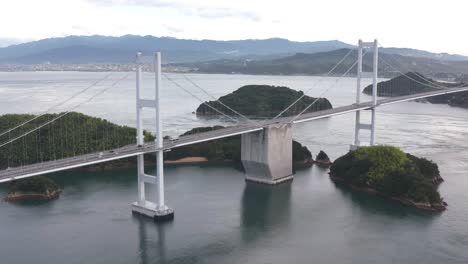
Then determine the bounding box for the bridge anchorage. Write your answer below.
[131,52,174,221]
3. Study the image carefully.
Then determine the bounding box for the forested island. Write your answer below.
[0,112,153,170]
[363,72,468,108]
[5,176,61,202]
[329,145,446,211]
[196,85,333,117]
[0,112,152,202]
[315,150,332,167]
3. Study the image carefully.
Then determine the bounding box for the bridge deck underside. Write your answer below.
[1,87,467,182]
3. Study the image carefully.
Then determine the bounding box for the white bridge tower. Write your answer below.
[351,39,378,150]
[131,52,174,221]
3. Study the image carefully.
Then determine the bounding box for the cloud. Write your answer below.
[193,7,260,21]
[163,24,184,34]
[0,38,31,47]
[71,26,92,35]
[89,0,261,21]
[91,0,177,8]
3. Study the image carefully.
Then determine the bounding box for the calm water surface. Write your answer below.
[0,72,467,263]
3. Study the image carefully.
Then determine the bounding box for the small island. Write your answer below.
[165,126,314,170]
[314,150,332,167]
[363,72,468,108]
[5,176,61,202]
[329,145,446,211]
[196,85,333,117]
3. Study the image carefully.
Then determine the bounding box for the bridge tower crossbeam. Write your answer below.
[351,39,378,150]
[131,52,174,221]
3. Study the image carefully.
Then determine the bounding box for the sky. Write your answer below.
[1,0,467,55]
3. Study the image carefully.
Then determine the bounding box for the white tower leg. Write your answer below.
[351,39,378,150]
[136,52,146,205]
[132,52,174,221]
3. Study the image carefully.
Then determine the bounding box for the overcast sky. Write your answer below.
[1,0,467,55]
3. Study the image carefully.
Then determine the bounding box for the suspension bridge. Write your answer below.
[1,39,467,220]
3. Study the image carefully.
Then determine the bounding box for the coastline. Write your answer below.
[80,156,316,171]
[165,157,209,164]
[293,158,314,169]
[78,156,210,172]
[416,98,468,109]
[5,190,61,202]
[313,159,332,167]
[329,174,447,212]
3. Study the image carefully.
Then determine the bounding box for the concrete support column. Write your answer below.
[241,123,293,185]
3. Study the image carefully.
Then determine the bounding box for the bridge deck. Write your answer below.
[1,87,467,183]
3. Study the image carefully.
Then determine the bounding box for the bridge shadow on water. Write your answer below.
[131,179,292,264]
[240,181,292,243]
[133,215,174,264]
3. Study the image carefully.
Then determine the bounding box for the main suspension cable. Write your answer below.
[378,43,466,90]
[180,74,259,125]
[162,73,239,123]
[291,50,369,122]
[273,48,355,119]
[0,73,130,149]
[0,73,113,137]
[379,57,467,90]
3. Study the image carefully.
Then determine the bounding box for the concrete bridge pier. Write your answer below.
[241,123,293,184]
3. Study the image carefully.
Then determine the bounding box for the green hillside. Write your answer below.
[0,113,153,170]
[196,85,332,117]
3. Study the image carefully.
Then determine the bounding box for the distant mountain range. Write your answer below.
[380,48,468,62]
[176,48,468,77]
[0,35,352,64]
[0,35,467,65]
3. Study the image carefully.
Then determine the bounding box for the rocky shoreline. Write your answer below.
[291,158,314,170]
[329,175,447,212]
[80,147,333,173]
[314,159,333,167]
[165,157,209,164]
[78,155,322,173]
[78,156,212,172]
[5,190,62,202]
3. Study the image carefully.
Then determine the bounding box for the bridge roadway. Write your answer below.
[1,86,468,183]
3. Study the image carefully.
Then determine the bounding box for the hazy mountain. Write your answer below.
[0,35,353,64]
[0,38,28,48]
[1,35,466,65]
[8,46,129,64]
[177,48,468,76]
[380,47,468,62]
